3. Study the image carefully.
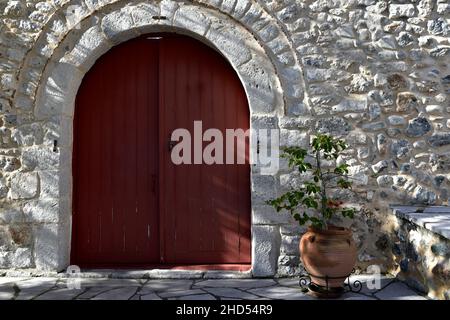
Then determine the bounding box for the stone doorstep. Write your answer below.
[1,269,253,280]
[391,205,450,240]
[79,269,253,279]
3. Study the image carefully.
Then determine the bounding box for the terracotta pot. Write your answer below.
[299,225,357,288]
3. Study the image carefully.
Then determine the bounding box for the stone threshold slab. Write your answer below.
[390,205,450,239]
[1,269,253,280]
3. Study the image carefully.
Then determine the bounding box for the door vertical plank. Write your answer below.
[88,64,99,259]
[113,49,123,263]
[124,41,136,258]
[135,41,148,255]
[158,38,166,264]
[136,39,160,261]
[101,51,113,259]
[201,48,212,253]
[149,40,161,260]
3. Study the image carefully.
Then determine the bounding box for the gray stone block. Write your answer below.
[252,225,281,277]
[101,9,139,44]
[10,172,39,200]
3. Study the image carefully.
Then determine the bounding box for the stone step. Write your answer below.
[390,205,450,300]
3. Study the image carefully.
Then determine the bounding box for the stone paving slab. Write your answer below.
[194,279,276,289]
[340,293,377,300]
[203,287,260,300]
[76,287,117,300]
[65,278,143,287]
[143,279,194,292]
[0,287,15,300]
[349,274,396,295]
[140,293,162,300]
[34,288,83,300]
[248,286,314,300]
[90,287,139,300]
[0,275,428,300]
[15,288,51,300]
[170,294,216,300]
[158,289,205,299]
[374,282,428,300]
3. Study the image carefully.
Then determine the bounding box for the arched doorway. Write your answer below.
[71,34,251,270]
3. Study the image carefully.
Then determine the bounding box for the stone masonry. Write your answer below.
[0,0,449,299]
[390,206,450,299]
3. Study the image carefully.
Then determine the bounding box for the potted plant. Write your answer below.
[267,134,357,295]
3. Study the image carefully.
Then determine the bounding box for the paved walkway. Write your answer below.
[0,274,428,300]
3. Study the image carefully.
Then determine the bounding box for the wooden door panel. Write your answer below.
[72,38,160,266]
[160,37,251,264]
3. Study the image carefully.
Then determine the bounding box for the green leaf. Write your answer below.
[302,197,318,209]
[341,208,356,219]
[305,182,321,194]
[309,217,324,229]
[334,164,349,175]
[337,178,352,189]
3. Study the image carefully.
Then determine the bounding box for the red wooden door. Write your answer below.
[72,34,251,268]
[72,38,161,267]
[159,37,251,264]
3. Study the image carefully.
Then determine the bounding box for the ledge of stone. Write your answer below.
[0,269,253,279]
[391,205,450,240]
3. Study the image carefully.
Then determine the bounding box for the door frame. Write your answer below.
[70,33,253,269]
[33,5,288,277]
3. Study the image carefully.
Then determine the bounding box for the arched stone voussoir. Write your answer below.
[129,2,167,33]
[100,2,172,45]
[238,53,283,115]
[203,8,253,67]
[85,0,120,11]
[35,62,84,120]
[100,6,141,45]
[173,4,212,37]
[60,25,113,73]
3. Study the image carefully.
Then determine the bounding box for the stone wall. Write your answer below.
[392,212,450,300]
[0,0,449,286]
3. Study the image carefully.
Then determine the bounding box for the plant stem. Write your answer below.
[316,149,328,230]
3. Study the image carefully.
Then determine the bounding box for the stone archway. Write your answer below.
[31,1,291,276]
